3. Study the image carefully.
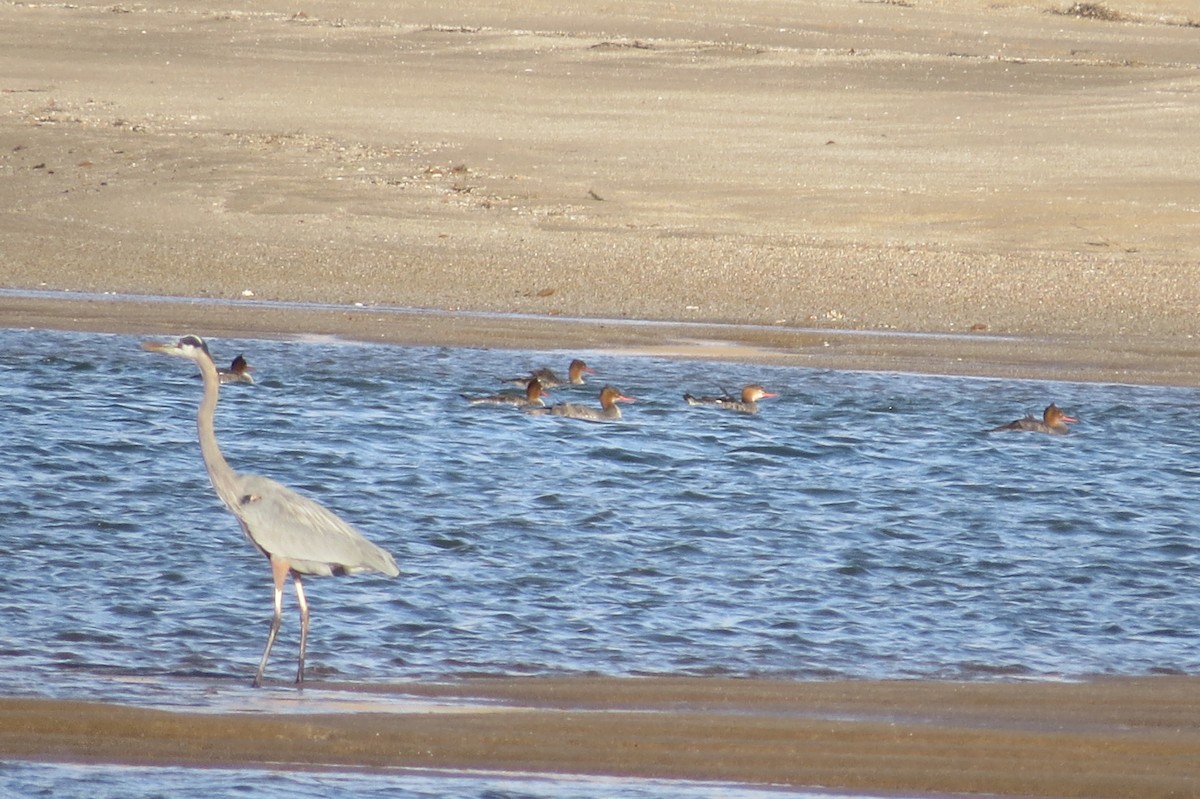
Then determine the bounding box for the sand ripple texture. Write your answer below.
[1,329,1199,702]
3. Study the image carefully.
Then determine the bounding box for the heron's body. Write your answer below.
[229,473,398,576]
[144,335,398,687]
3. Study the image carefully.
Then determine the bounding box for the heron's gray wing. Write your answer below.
[231,473,399,577]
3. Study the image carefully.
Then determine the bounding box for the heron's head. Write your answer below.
[142,334,213,362]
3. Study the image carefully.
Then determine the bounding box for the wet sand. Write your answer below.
[3,0,1200,794]
[4,676,1200,797]
[8,290,1200,387]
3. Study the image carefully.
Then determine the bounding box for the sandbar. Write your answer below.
[4,676,1200,797]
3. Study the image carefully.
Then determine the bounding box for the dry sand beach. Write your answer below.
[3,0,1200,382]
[2,0,1200,795]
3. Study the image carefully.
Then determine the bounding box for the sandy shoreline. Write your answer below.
[7,290,1200,388]
[4,675,1200,797]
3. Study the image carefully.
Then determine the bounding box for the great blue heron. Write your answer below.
[143,335,400,687]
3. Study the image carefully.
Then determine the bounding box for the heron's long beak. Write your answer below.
[142,340,188,357]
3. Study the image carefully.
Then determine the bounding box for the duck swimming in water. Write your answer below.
[528,385,634,422]
[462,379,549,408]
[683,384,777,414]
[217,354,255,384]
[989,403,1078,435]
[501,359,594,389]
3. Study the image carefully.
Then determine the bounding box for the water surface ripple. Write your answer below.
[2,328,1198,700]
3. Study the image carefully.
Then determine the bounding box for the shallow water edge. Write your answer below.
[4,290,1200,387]
[3,675,1200,799]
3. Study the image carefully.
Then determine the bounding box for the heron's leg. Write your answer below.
[293,573,310,686]
[254,557,291,688]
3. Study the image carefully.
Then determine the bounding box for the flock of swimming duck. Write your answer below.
[224,352,1076,433]
[458,357,784,421]
[460,357,1078,433]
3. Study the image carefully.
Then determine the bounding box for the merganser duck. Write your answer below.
[989,403,1078,435]
[217,354,255,384]
[463,379,549,408]
[501,359,594,389]
[683,384,777,414]
[528,384,634,422]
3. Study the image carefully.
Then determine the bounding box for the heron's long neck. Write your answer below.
[195,351,241,509]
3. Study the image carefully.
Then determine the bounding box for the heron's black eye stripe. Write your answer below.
[240,494,262,505]
[180,335,205,347]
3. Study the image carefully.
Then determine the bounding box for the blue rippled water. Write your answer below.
[2,327,1199,693]
[2,761,840,799]
[2,326,1199,795]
